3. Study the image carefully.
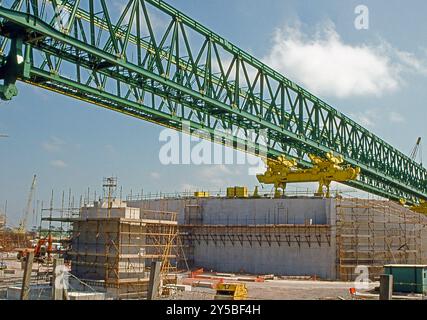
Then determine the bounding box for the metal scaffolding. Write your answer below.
[0,213,8,252]
[0,212,31,252]
[336,198,427,281]
[42,208,178,299]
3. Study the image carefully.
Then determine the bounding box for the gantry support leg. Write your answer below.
[0,36,31,100]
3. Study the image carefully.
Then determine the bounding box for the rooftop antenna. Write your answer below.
[103,177,117,218]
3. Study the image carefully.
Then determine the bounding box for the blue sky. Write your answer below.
[1,0,426,226]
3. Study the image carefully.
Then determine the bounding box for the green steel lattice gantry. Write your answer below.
[0,0,426,204]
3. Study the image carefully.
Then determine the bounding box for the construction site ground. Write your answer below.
[165,279,380,300]
[0,252,52,299]
[2,253,425,300]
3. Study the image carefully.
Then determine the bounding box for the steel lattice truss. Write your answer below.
[0,0,426,203]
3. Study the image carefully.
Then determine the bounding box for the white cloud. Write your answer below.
[349,109,405,128]
[42,136,65,152]
[349,110,378,128]
[388,111,405,124]
[196,165,242,187]
[179,183,199,191]
[50,159,67,168]
[394,50,427,75]
[199,165,233,179]
[150,172,161,180]
[263,21,427,99]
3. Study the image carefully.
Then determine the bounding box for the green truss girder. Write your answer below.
[0,0,425,204]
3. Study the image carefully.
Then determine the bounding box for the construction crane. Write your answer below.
[16,175,37,234]
[410,137,422,165]
[0,1,426,205]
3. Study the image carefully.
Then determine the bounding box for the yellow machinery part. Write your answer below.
[194,191,210,198]
[226,186,248,198]
[214,283,248,300]
[399,198,407,206]
[410,200,427,215]
[257,152,360,197]
[252,186,261,198]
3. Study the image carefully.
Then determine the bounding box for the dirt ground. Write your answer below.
[3,253,422,301]
[167,279,380,300]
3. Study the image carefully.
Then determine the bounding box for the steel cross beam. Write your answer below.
[0,0,426,204]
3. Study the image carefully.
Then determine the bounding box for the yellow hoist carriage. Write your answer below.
[410,200,427,215]
[257,152,360,198]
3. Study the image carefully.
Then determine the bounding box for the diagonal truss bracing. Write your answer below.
[0,0,426,203]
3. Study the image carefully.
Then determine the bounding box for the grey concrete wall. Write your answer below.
[71,197,426,282]
[192,239,336,279]
[129,197,338,279]
[129,197,335,226]
[80,201,140,219]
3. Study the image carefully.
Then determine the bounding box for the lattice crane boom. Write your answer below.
[410,137,422,165]
[17,174,36,233]
[0,0,425,205]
